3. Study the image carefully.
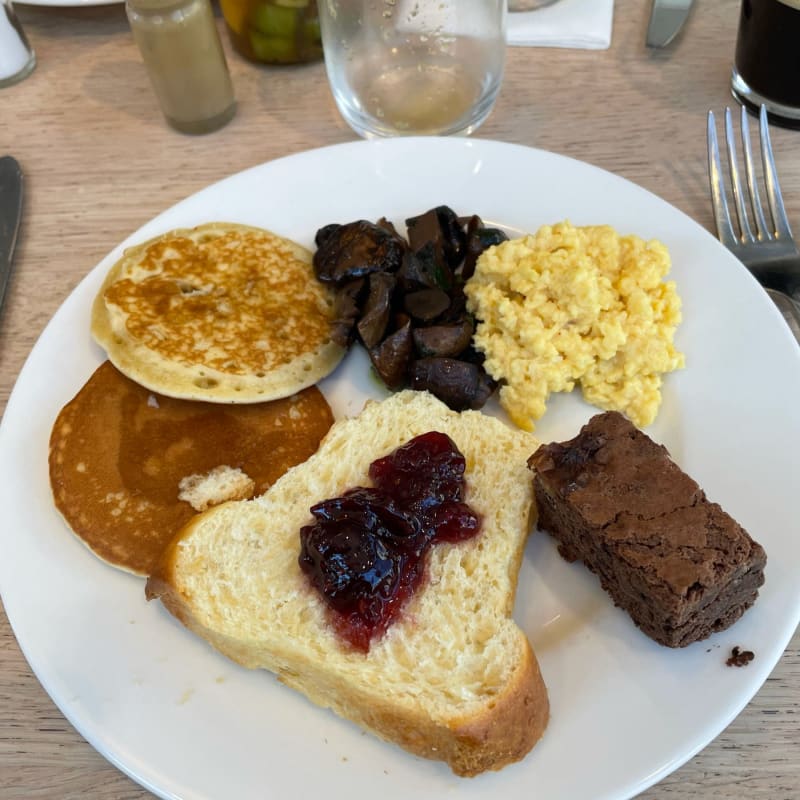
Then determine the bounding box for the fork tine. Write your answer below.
[707,111,738,248]
[739,104,771,240]
[724,107,756,243]
[758,104,795,240]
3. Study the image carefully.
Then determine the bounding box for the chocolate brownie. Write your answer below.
[528,411,766,648]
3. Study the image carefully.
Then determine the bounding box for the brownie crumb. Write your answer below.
[726,646,755,667]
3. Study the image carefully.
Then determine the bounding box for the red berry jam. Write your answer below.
[298,431,481,651]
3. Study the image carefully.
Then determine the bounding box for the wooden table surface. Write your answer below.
[1,0,798,797]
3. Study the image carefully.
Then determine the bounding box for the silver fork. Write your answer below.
[707,104,800,340]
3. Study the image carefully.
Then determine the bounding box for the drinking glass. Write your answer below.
[318,0,506,138]
[731,0,800,128]
[0,0,35,88]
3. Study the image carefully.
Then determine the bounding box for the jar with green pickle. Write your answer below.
[220,0,322,64]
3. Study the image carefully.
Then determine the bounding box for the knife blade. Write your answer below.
[646,0,694,48]
[0,155,23,315]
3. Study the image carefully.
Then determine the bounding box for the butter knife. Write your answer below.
[646,0,694,48]
[0,156,23,315]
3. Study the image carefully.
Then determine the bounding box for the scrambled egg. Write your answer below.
[463,221,684,431]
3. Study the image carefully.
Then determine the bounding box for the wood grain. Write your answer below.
[1,0,798,797]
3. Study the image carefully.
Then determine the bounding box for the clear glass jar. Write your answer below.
[220,0,321,65]
[126,0,237,134]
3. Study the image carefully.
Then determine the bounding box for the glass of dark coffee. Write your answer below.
[732,0,800,128]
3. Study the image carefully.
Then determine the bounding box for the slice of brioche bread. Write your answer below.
[146,390,549,776]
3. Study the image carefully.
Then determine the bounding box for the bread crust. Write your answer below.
[439,640,548,776]
[146,391,549,775]
[148,561,548,776]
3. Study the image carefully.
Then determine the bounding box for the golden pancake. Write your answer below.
[90,222,345,402]
[49,361,334,576]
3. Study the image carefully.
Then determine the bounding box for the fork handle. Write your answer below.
[766,288,800,345]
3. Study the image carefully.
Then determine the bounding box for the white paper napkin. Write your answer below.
[507,0,614,49]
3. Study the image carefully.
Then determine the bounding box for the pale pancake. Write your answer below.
[49,361,335,576]
[91,222,345,402]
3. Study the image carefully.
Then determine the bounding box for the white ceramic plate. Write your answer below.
[1,138,799,800]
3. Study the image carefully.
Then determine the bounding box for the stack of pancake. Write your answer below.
[50,222,345,576]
